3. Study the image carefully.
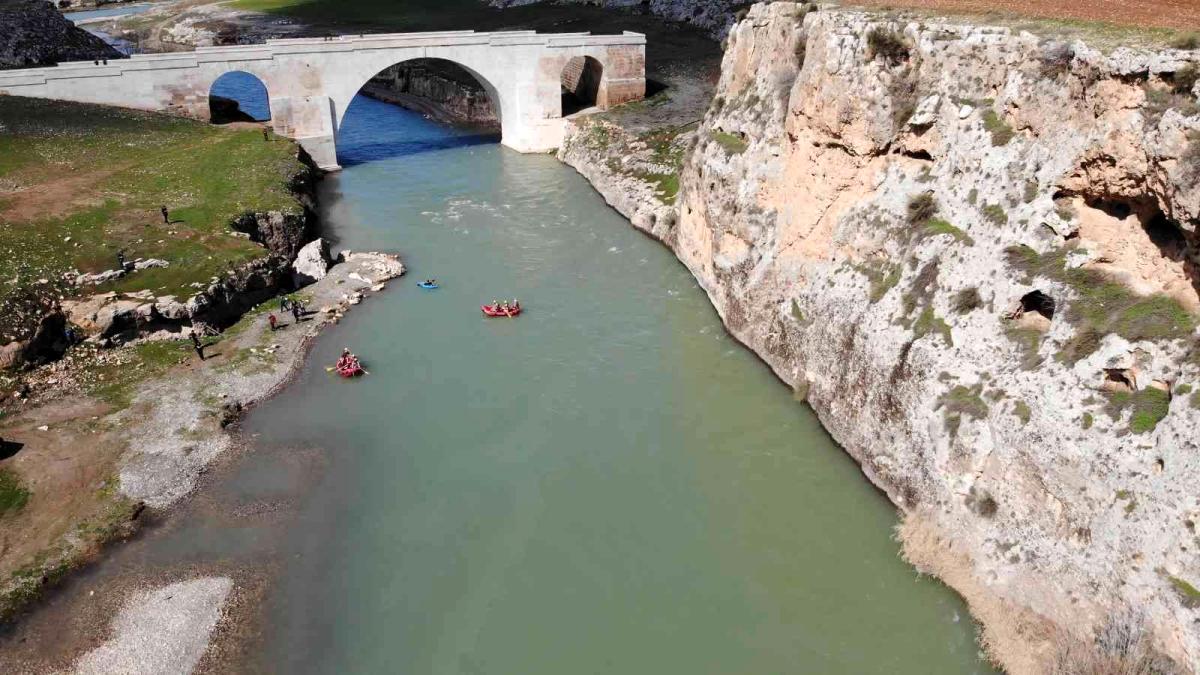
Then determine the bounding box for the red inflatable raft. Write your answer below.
[337,364,365,378]
[481,304,521,317]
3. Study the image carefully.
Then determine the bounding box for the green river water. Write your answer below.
[223,96,996,673]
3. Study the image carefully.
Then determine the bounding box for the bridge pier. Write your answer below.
[270,95,340,170]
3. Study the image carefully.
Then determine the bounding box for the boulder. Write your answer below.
[133,258,170,271]
[75,268,127,286]
[292,238,333,286]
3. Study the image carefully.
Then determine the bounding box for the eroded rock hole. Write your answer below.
[1020,290,1056,321]
[1062,191,1200,310]
[1103,368,1137,393]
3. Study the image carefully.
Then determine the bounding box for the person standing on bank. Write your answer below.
[160,205,170,224]
[189,330,205,361]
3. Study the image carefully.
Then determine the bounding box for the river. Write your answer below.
[203,95,994,672]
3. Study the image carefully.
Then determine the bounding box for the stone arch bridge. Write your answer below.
[0,30,646,169]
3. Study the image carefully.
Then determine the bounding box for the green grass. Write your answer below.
[0,468,30,518]
[1004,245,1197,363]
[939,383,987,435]
[981,109,1015,146]
[913,306,953,345]
[1105,388,1172,434]
[0,97,307,342]
[639,172,680,204]
[858,264,900,303]
[711,131,749,155]
[1170,576,1200,609]
[85,340,192,409]
[981,203,1008,225]
[924,218,975,245]
[1082,412,1094,429]
[1013,400,1031,424]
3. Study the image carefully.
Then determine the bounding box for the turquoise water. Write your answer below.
[235,95,996,673]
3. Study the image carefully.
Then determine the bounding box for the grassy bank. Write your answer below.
[0,96,311,622]
[0,96,307,342]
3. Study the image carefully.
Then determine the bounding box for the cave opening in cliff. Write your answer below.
[560,56,604,116]
[1019,290,1056,321]
[1058,189,1200,309]
[208,71,270,124]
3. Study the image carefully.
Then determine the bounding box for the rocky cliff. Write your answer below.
[0,0,121,69]
[562,3,1200,672]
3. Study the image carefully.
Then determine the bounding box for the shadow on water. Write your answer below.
[338,132,500,166]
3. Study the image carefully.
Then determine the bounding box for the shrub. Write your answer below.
[860,264,900,303]
[1023,180,1039,203]
[1143,84,1200,128]
[1171,33,1200,50]
[1051,609,1179,675]
[1082,412,1094,429]
[1182,130,1200,182]
[952,287,982,314]
[1013,400,1031,424]
[982,109,1015,145]
[867,27,910,66]
[1175,63,1199,94]
[913,307,953,344]
[1038,42,1074,79]
[906,191,937,224]
[1105,388,1171,434]
[940,384,988,420]
[982,203,1008,225]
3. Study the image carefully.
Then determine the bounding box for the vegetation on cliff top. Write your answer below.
[0,96,307,342]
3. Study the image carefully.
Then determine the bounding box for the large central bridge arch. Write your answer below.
[332,52,507,140]
[0,30,647,170]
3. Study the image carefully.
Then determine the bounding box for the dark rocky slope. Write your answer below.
[0,0,122,69]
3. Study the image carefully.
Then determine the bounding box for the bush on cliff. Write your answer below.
[867,27,909,66]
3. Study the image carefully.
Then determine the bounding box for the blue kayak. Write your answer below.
[417,281,439,289]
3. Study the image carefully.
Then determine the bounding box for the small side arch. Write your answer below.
[208,71,271,124]
[559,55,604,116]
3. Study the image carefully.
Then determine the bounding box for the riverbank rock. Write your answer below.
[0,0,123,69]
[292,238,333,286]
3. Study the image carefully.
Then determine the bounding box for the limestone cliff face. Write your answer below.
[563,4,1200,672]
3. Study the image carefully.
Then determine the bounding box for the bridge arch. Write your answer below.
[207,70,272,124]
[560,55,604,116]
[332,55,507,138]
